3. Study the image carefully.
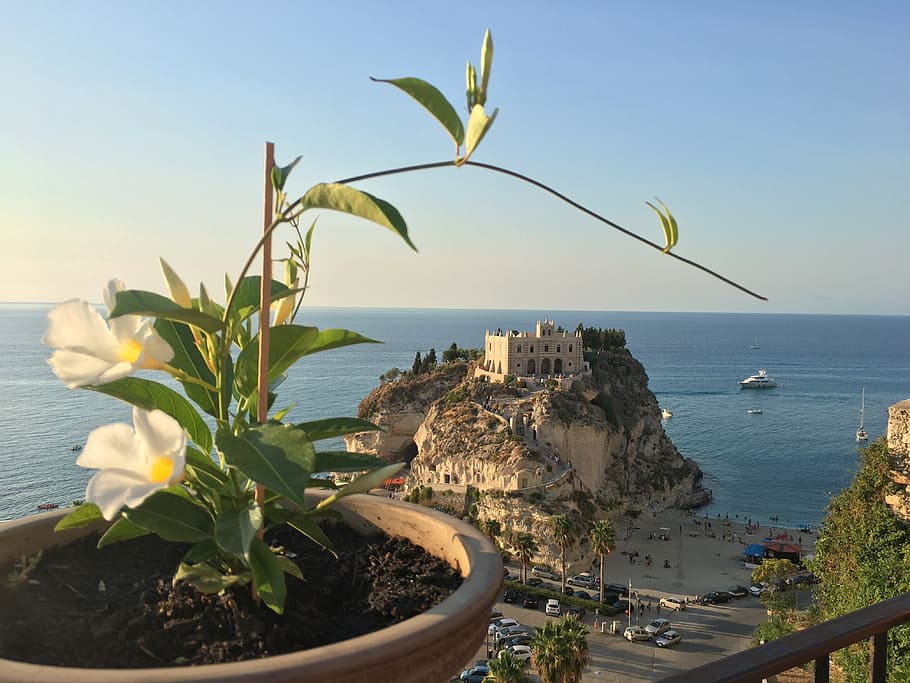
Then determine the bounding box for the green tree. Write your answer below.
[513,532,537,585]
[531,616,589,683]
[809,440,910,680]
[751,558,799,617]
[484,650,531,683]
[550,514,574,595]
[589,520,616,605]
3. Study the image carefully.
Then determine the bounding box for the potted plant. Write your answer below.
[0,31,505,683]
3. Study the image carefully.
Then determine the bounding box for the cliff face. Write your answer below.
[345,350,709,572]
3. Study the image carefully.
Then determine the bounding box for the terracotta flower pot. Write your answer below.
[0,492,503,683]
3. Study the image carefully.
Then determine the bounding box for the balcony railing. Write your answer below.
[659,592,910,683]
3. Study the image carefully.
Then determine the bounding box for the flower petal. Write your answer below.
[85,468,160,520]
[77,423,145,475]
[133,408,186,463]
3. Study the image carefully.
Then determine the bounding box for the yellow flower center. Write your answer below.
[149,456,174,484]
[119,338,143,364]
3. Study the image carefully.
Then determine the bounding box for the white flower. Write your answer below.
[43,279,174,388]
[77,407,187,520]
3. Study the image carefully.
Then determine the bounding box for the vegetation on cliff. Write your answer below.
[808,440,910,680]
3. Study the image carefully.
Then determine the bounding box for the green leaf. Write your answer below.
[227,276,295,323]
[286,512,336,557]
[249,537,287,614]
[313,450,389,473]
[153,319,218,418]
[109,289,221,333]
[271,155,302,192]
[295,417,381,442]
[299,183,416,251]
[316,462,405,510]
[306,328,381,356]
[97,517,150,548]
[216,424,315,508]
[371,76,464,147]
[174,562,250,593]
[123,490,213,542]
[234,325,319,398]
[87,376,213,454]
[479,29,493,104]
[54,503,103,531]
[214,500,263,556]
[457,104,498,167]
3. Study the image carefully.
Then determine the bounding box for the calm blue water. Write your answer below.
[2,305,909,529]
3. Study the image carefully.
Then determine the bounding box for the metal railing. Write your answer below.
[659,592,910,682]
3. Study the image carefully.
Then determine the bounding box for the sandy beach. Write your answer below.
[596,506,816,601]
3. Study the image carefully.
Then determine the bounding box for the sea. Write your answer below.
[2,305,909,530]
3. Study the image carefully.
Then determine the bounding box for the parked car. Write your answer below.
[644,618,672,636]
[566,605,586,619]
[749,582,768,596]
[567,574,598,588]
[499,644,533,662]
[503,588,519,603]
[700,591,733,604]
[728,585,749,598]
[531,565,561,581]
[545,599,561,616]
[659,596,687,611]
[523,593,539,609]
[572,590,592,601]
[498,634,532,650]
[655,630,682,648]
[460,662,490,682]
[623,625,652,642]
[489,618,518,635]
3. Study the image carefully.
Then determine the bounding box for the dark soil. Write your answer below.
[0,521,462,668]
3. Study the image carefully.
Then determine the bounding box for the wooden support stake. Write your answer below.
[256,141,275,515]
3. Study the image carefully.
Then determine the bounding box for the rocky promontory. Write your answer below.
[345,350,710,572]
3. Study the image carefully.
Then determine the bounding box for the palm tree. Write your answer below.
[531,620,572,683]
[484,650,532,683]
[513,532,537,585]
[559,614,590,683]
[549,514,574,594]
[589,519,616,606]
[531,616,589,683]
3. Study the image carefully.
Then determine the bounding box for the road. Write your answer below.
[468,591,767,682]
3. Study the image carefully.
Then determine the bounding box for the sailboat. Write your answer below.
[748,337,760,350]
[856,388,868,442]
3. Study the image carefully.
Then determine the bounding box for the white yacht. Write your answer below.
[739,369,779,388]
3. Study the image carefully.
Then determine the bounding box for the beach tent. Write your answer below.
[742,544,766,563]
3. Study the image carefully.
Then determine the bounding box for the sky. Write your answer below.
[2,1,908,315]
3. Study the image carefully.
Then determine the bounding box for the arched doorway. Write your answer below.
[554,358,563,374]
[527,359,536,375]
[540,358,551,375]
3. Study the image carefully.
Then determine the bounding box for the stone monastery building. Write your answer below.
[476,319,590,383]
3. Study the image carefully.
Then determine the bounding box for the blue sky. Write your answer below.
[2,2,908,314]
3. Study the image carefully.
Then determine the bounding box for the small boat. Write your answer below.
[739,369,778,388]
[748,337,760,350]
[747,408,763,415]
[856,388,868,442]
[661,408,673,419]
[36,503,59,510]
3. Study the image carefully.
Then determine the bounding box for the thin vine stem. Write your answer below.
[329,159,767,301]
